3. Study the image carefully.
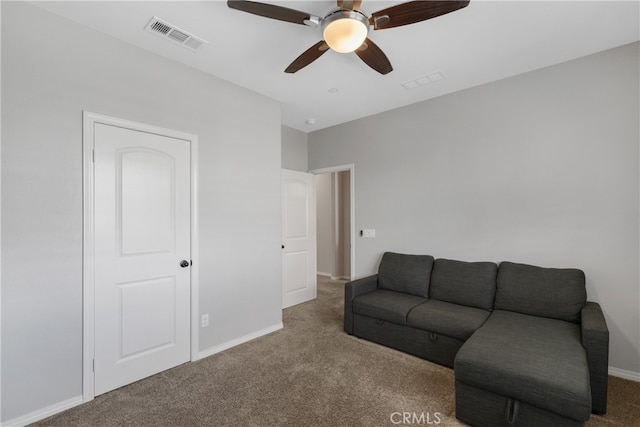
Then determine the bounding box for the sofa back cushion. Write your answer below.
[495,261,586,323]
[378,252,434,298]
[429,258,498,311]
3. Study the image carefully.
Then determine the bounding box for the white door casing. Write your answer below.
[282,169,317,308]
[83,112,199,400]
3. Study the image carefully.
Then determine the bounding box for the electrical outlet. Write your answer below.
[201,314,209,328]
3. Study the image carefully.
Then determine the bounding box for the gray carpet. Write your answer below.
[34,278,640,426]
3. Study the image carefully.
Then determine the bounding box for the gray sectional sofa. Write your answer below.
[344,252,609,426]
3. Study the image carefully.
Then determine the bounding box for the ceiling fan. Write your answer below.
[227,0,470,75]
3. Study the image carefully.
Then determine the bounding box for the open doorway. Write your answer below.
[311,165,355,281]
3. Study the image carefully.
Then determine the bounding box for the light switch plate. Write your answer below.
[361,229,376,238]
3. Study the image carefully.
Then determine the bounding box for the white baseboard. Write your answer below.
[195,322,283,361]
[609,366,640,382]
[2,395,83,427]
[317,273,350,281]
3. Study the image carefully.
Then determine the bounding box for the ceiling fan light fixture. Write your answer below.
[322,10,369,53]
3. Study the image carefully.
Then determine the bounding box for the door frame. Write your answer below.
[309,164,355,280]
[82,111,199,402]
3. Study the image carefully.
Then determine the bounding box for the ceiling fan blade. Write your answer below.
[285,41,330,73]
[370,0,470,30]
[337,0,362,10]
[355,38,393,75]
[227,0,311,25]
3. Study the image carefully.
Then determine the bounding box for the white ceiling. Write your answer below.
[32,1,639,132]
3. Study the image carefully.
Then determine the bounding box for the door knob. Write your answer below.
[180,260,190,268]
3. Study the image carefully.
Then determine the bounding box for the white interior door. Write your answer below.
[282,169,317,308]
[93,123,191,395]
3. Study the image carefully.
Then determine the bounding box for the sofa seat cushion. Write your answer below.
[353,290,426,325]
[455,310,591,422]
[407,300,490,341]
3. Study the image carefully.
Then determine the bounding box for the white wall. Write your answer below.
[1,2,282,422]
[309,43,640,376]
[281,125,308,172]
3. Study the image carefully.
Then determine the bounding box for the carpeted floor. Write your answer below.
[34,277,640,427]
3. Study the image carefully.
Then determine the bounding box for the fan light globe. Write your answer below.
[322,10,369,54]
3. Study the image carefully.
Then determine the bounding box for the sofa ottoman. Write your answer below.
[455,310,591,426]
[454,261,605,426]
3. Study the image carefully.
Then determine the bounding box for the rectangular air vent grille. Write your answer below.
[145,17,208,51]
[401,71,446,90]
[150,20,172,35]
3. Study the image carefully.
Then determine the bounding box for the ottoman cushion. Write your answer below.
[455,310,591,422]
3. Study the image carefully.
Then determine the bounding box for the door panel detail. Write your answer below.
[118,277,176,360]
[118,149,175,256]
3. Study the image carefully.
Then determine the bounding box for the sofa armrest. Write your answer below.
[581,301,609,414]
[344,275,379,334]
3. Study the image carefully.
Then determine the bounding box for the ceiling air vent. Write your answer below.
[401,71,446,90]
[145,17,208,51]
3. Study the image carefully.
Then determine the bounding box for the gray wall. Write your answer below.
[281,125,308,172]
[309,43,640,375]
[2,2,282,422]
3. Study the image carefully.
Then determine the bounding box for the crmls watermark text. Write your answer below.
[390,412,442,425]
